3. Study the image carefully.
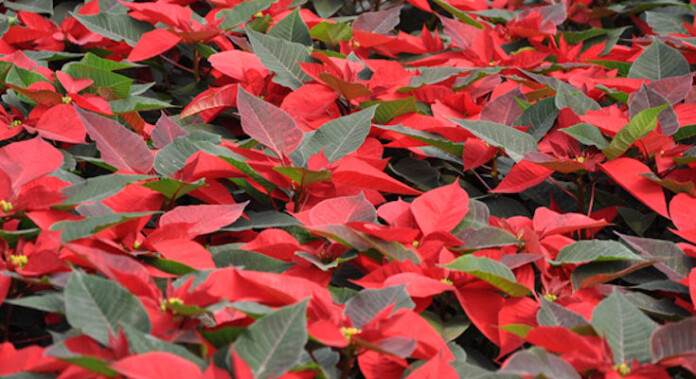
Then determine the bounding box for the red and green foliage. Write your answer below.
[2,0,696,377]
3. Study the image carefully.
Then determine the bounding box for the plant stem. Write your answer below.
[193,50,200,82]
[576,174,585,214]
[340,349,357,379]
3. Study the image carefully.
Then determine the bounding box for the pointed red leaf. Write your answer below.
[56,71,92,94]
[111,352,203,379]
[600,158,669,218]
[411,182,469,236]
[533,207,610,236]
[332,157,422,195]
[492,160,554,194]
[237,86,303,160]
[406,351,457,378]
[127,29,182,62]
[0,137,63,194]
[152,239,215,270]
[159,202,248,237]
[306,193,376,226]
[209,50,268,82]
[32,104,86,143]
[76,108,154,173]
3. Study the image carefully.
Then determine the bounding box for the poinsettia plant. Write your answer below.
[2,0,696,377]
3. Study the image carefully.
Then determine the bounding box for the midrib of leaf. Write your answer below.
[255,304,303,377]
[324,110,373,162]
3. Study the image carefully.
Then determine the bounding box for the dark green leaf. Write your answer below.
[65,271,150,345]
[443,255,530,296]
[628,39,690,80]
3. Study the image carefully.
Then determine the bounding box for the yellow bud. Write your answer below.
[253,12,264,18]
[0,200,13,213]
[10,120,21,128]
[412,240,419,248]
[614,362,630,376]
[61,96,72,104]
[340,326,361,339]
[133,240,142,249]
[441,278,453,286]
[543,293,557,302]
[576,156,585,163]
[9,255,28,269]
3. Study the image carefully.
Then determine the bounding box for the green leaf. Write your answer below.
[274,166,331,185]
[374,124,463,157]
[344,286,415,329]
[154,132,246,175]
[268,8,311,46]
[453,226,520,250]
[453,119,538,162]
[537,297,588,328]
[651,317,696,362]
[310,22,353,47]
[356,233,422,264]
[421,311,470,342]
[233,300,309,379]
[628,39,690,80]
[602,104,668,160]
[62,62,133,99]
[109,95,174,113]
[554,240,643,264]
[216,0,274,30]
[72,12,153,47]
[61,174,151,206]
[360,97,417,124]
[591,290,657,365]
[405,67,463,90]
[501,347,581,379]
[6,292,65,314]
[65,271,150,345]
[4,0,53,14]
[624,291,691,322]
[301,106,377,163]
[570,260,657,290]
[120,324,206,369]
[246,28,312,90]
[210,246,294,272]
[432,0,483,29]
[560,123,609,149]
[311,0,343,18]
[143,257,196,275]
[514,97,558,141]
[555,83,600,115]
[201,327,246,348]
[223,210,299,232]
[50,211,158,242]
[443,255,530,297]
[141,178,206,200]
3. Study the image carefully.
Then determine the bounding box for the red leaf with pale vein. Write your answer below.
[152,239,215,270]
[181,84,238,119]
[687,268,696,310]
[159,202,248,237]
[307,193,376,226]
[0,137,63,194]
[151,112,188,148]
[111,352,203,379]
[237,86,303,160]
[33,104,86,143]
[492,160,553,194]
[358,350,408,379]
[600,158,669,218]
[406,351,457,378]
[332,157,422,195]
[411,182,469,236]
[209,50,268,82]
[128,29,182,62]
[76,108,154,174]
[532,207,610,236]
